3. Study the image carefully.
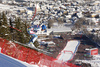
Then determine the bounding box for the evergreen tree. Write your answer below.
[0,13,2,37]
[14,17,22,41]
[15,17,21,30]
[0,13,2,26]
[9,18,13,33]
[12,17,18,41]
[18,22,25,43]
[2,12,7,26]
[0,27,5,38]
[14,17,26,43]
[22,23,31,43]
[9,18,15,40]
[0,12,12,40]
[4,26,12,40]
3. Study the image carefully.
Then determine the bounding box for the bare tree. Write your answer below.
[48,19,54,28]
[57,17,63,25]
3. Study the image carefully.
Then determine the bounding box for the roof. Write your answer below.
[51,26,72,33]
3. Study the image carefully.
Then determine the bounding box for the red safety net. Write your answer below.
[39,55,80,67]
[0,38,81,67]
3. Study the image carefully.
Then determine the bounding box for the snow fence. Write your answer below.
[0,38,81,67]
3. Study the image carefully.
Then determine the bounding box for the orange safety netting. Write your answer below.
[0,38,81,67]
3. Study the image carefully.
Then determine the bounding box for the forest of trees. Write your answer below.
[0,12,31,44]
[73,17,100,46]
[83,29,100,46]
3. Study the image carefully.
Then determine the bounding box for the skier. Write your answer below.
[28,27,38,43]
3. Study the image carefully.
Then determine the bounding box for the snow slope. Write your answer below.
[57,40,80,62]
